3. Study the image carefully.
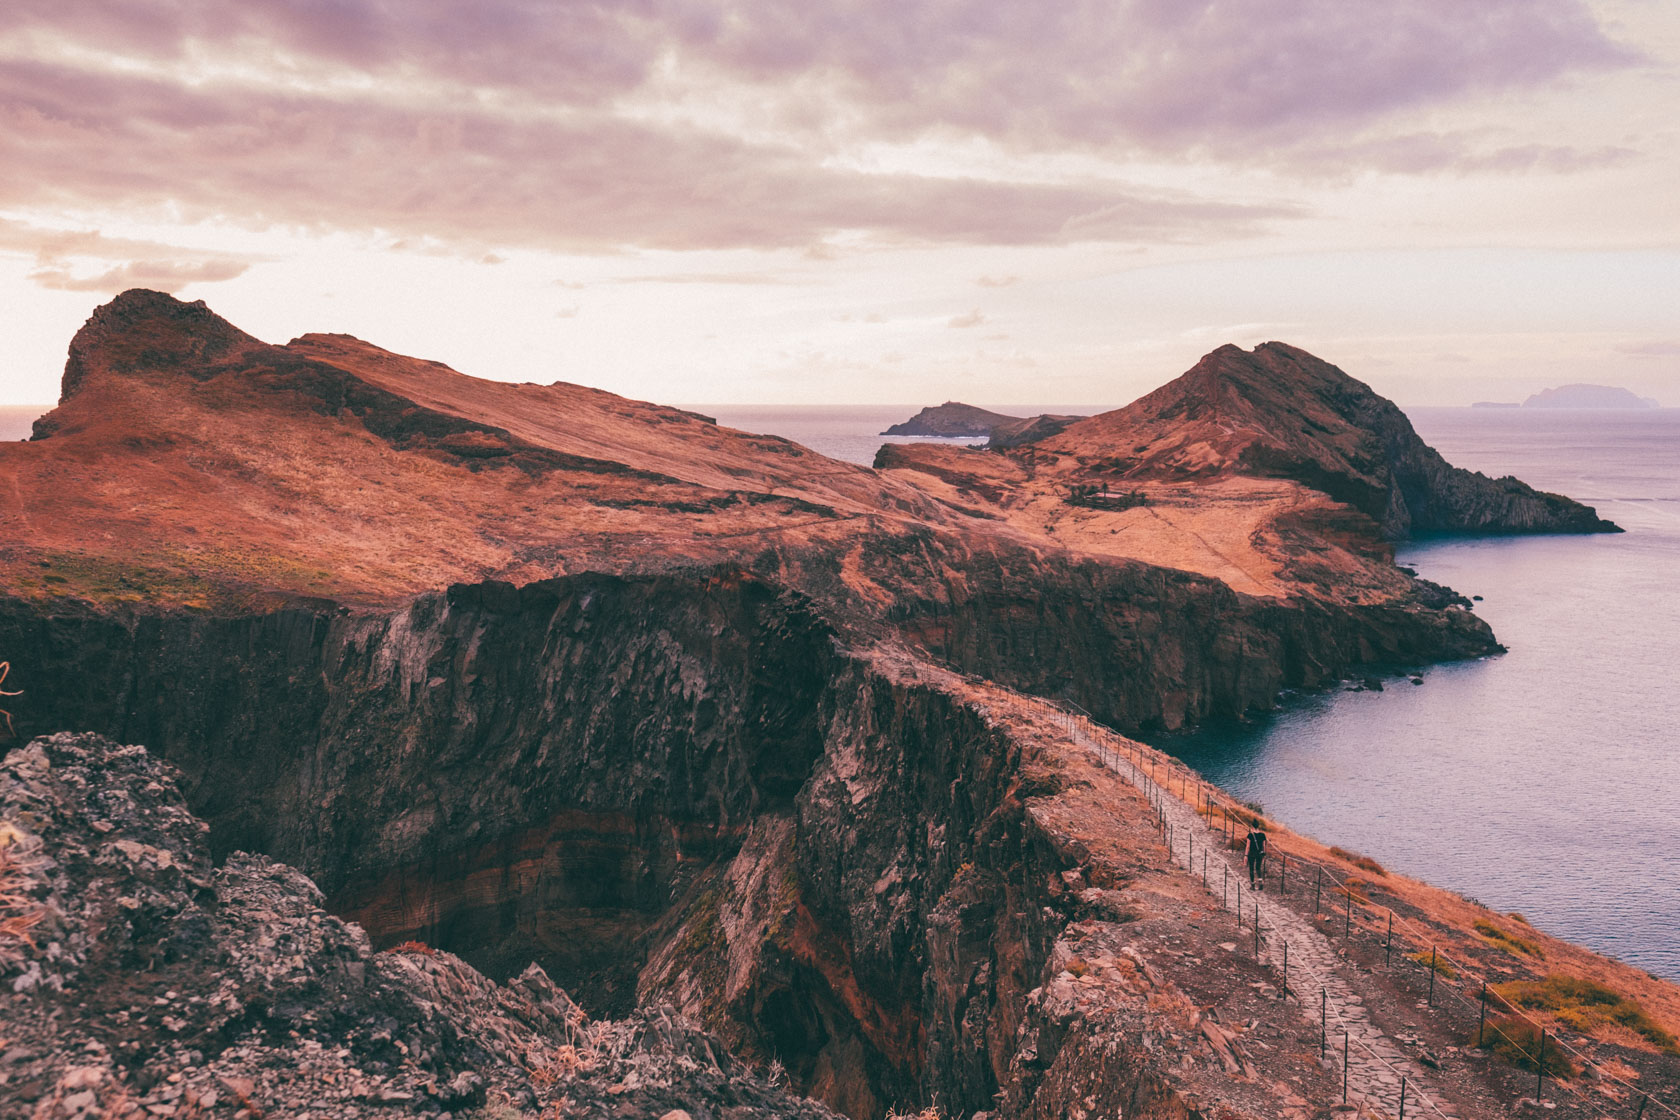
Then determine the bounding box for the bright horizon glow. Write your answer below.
[2,1,1677,410]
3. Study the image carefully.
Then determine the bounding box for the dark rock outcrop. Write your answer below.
[1032,342,1620,538]
[987,412,1085,449]
[884,401,1019,437]
[883,401,1084,444]
[0,731,841,1120]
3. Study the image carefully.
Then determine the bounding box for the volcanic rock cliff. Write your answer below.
[0,292,1627,1118]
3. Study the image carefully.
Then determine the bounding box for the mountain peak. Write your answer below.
[60,288,260,402]
[1034,342,1617,538]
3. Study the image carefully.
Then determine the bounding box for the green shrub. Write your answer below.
[1496,975,1678,1054]
[1473,1017,1579,1078]
[1409,950,1456,979]
[1474,918,1544,959]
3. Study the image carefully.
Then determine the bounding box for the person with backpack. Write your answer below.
[1246,824,1267,889]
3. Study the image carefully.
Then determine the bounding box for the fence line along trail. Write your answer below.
[1062,710,1467,1120]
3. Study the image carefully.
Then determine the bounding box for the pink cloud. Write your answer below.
[0,0,1639,251]
[0,217,256,292]
[28,257,250,292]
[0,59,1288,251]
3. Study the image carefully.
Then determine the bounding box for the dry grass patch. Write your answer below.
[1409,950,1457,980]
[1473,1016,1580,1078]
[1338,877,1372,905]
[1496,975,1679,1055]
[1328,846,1386,876]
[1474,918,1544,959]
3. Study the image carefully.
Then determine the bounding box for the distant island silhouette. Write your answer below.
[1474,383,1659,409]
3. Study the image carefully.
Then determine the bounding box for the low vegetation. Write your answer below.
[1328,846,1387,876]
[0,837,47,963]
[1495,975,1679,1054]
[1474,918,1544,959]
[1473,1017,1580,1078]
[1065,483,1149,510]
[1409,950,1457,979]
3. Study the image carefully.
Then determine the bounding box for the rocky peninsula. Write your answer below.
[1,292,1665,1120]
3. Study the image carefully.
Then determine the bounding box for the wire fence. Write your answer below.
[1007,689,1675,1120]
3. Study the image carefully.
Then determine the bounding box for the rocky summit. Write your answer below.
[1024,341,1620,538]
[0,293,1663,1120]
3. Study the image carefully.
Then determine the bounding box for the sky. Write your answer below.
[1,0,1677,410]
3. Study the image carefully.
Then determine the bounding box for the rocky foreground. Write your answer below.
[0,732,839,1120]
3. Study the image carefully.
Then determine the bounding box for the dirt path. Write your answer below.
[1071,721,1467,1119]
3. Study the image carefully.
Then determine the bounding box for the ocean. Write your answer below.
[0,406,46,442]
[707,404,1680,982]
[9,398,1677,979]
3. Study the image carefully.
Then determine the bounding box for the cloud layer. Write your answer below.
[0,0,1637,261]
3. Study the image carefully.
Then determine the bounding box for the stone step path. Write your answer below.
[1071,725,1464,1120]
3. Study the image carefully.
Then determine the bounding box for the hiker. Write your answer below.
[1246,825,1267,889]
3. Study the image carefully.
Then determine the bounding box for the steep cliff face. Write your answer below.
[1032,342,1619,538]
[837,531,1494,731]
[0,553,1489,1116]
[0,574,1068,1116]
